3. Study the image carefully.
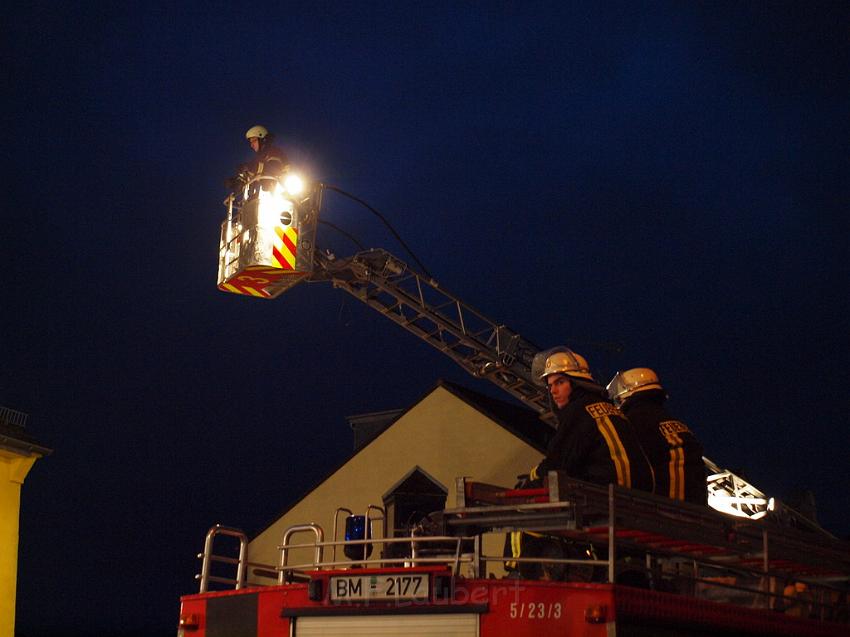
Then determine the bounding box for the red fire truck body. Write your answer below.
[179,568,847,637]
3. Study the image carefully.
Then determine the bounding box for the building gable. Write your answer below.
[246,383,544,580]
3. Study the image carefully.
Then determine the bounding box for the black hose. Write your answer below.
[321,184,434,280]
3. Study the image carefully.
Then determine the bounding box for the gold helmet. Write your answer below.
[606,368,663,406]
[245,124,269,140]
[532,346,595,383]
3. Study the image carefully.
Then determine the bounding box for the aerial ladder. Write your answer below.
[217,172,792,524]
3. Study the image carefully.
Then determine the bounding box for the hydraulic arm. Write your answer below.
[310,248,550,417]
[216,177,797,524]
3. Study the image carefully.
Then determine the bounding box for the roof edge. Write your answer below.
[436,379,550,453]
[249,379,547,540]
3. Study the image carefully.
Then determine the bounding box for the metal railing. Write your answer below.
[276,534,475,578]
[0,405,28,428]
[195,523,477,593]
[196,525,248,592]
[278,523,325,584]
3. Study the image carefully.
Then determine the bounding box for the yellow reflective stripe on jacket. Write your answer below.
[668,447,685,500]
[594,415,632,488]
[509,530,544,566]
[509,531,523,566]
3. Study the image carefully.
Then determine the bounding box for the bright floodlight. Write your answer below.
[283,174,304,196]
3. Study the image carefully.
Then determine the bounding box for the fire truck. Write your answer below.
[179,173,850,636]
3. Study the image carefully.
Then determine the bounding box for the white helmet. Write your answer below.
[606,368,663,406]
[532,346,595,383]
[245,125,269,140]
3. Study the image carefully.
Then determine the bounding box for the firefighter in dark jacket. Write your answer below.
[228,125,290,193]
[530,348,654,492]
[507,348,654,580]
[607,368,706,505]
[245,124,289,179]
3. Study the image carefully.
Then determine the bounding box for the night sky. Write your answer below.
[4,3,848,635]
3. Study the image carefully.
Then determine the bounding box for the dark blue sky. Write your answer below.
[4,3,848,635]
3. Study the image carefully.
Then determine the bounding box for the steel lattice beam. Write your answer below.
[310,248,787,521]
[313,249,552,420]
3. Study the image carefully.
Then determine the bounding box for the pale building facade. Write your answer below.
[247,381,549,582]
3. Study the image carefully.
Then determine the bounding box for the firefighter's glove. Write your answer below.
[225,164,253,192]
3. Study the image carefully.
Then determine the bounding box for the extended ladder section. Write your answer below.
[215,184,809,522]
[445,473,850,618]
[311,248,550,416]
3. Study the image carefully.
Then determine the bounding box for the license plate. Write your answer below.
[330,574,430,601]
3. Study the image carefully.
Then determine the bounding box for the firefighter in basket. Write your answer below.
[227,124,290,194]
